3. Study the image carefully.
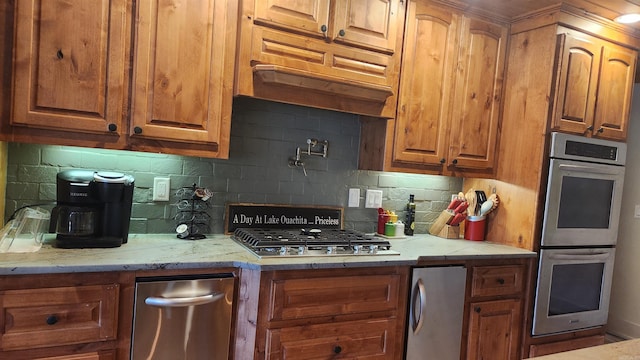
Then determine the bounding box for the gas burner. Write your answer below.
[232,228,399,258]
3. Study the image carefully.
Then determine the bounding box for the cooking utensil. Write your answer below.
[465,189,477,216]
[475,190,487,215]
[479,200,494,216]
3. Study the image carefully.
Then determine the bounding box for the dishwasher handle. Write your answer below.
[145,292,224,307]
[411,278,427,334]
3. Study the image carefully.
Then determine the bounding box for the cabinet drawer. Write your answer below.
[0,284,119,351]
[471,265,524,297]
[266,318,397,359]
[268,274,401,321]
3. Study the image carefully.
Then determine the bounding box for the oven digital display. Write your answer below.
[565,140,618,161]
[549,262,604,316]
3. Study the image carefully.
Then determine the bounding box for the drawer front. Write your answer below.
[268,274,401,321]
[471,265,524,298]
[1,284,119,350]
[266,318,397,359]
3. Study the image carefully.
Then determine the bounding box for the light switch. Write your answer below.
[153,177,170,201]
[348,188,360,207]
[365,190,383,208]
[635,204,640,218]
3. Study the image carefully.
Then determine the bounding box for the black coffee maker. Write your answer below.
[50,170,135,248]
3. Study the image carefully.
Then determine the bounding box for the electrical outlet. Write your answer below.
[365,190,383,208]
[348,188,360,207]
[153,177,170,201]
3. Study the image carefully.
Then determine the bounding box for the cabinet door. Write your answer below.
[131,0,235,157]
[392,3,458,167]
[551,32,601,135]
[253,0,330,38]
[466,299,522,360]
[11,0,127,135]
[332,0,400,54]
[593,43,636,140]
[448,16,506,170]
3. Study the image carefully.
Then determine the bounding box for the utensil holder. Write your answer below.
[464,215,486,241]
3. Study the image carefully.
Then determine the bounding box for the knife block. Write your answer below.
[437,224,460,239]
[429,210,461,239]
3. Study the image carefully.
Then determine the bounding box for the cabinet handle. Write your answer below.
[334,346,342,354]
[474,306,482,313]
[439,158,446,164]
[586,125,594,131]
[451,159,458,165]
[597,127,604,133]
[321,24,327,39]
[497,278,505,285]
[46,315,58,325]
[339,29,346,37]
[108,123,117,132]
[134,126,143,134]
[56,49,64,60]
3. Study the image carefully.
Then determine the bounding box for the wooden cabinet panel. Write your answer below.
[471,265,525,298]
[333,0,399,54]
[130,0,235,156]
[268,273,401,321]
[0,284,119,351]
[389,1,506,175]
[528,335,605,357]
[11,0,127,136]
[34,350,116,360]
[266,318,397,359]
[254,0,330,37]
[466,299,522,360]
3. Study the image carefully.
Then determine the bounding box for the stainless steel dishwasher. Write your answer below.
[131,274,235,360]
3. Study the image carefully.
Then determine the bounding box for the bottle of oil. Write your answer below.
[405,194,415,236]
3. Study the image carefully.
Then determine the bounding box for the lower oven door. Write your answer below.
[532,248,615,336]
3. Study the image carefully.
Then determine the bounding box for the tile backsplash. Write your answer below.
[6,97,462,234]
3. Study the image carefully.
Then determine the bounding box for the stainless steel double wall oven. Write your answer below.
[533,132,626,336]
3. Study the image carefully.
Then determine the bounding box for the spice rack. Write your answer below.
[174,184,212,240]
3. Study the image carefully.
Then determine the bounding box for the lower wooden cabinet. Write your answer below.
[253,267,409,359]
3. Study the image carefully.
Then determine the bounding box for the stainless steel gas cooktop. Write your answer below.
[232,228,399,258]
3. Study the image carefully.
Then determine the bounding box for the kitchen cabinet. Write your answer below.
[464,261,527,360]
[252,267,409,359]
[235,0,406,118]
[360,0,507,176]
[551,28,636,140]
[0,272,133,360]
[3,0,237,158]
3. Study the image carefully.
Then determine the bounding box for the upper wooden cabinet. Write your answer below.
[361,1,506,176]
[236,0,406,118]
[129,0,236,157]
[4,0,237,158]
[11,0,128,138]
[551,28,636,140]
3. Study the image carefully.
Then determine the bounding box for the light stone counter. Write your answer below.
[528,339,640,359]
[0,233,536,275]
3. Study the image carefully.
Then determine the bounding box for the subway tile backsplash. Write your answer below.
[6,98,462,234]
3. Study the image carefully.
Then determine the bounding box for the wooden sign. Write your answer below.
[225,203,343,233]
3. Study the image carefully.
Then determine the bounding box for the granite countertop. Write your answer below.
[0,233,536,275]
[528,339,640,359]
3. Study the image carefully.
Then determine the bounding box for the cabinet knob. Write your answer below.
[134,126,143,134]
[334,345,342,354]
[597,127,604,133]
[451,159,458,165]
[339,29,346,37]
[439,158,446,164]
[586,125,594,131]
[497,278,505,285]
[321,24,327,39]
[108,123,117,132]
[474,306,482,313]
[46,315,58,325]
[56,49,64,60]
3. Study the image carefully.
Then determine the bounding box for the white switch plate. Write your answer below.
[153,177,170,201]
[635,204,640,218]
[348,188,360,207]
[365,189,383,208]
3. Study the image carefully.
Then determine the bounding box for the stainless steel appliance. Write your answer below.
[131,275,235,360]
[232,228,398,257]
[533,132,626,335]
[49,170,134,248]
[406,266,467,359]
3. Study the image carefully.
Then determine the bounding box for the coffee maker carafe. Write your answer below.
[50,170,134,248]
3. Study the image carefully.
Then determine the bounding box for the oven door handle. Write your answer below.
[410,278,427,334]
[548,252,611,261]
[145,292,224,307]
[557,164,622,175]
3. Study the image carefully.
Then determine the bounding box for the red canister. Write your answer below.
[378,213,390,234]
[464,215,486,241]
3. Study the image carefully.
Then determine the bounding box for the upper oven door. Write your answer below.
[541,158,625,247]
